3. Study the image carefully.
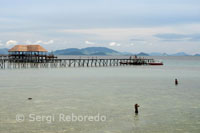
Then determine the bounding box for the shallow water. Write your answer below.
[0,56,200,133]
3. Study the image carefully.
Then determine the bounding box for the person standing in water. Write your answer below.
[134,104,140,114]
[175,78,178,85]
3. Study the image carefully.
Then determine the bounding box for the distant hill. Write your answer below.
[149,52,169,56]
[170,52,189,56]
[54,47,120,55]
[1,47,196,56]
[0,48,8,55]
[121,52,135,56]
[53,47,195,56]
[53,48,85,55]
[90,52,107,55]
[137,52,149,56]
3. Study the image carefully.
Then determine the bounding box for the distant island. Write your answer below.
[53,47,120,56]
[0,47,200,56]
[0,48,9,55]
[51,47,200,56]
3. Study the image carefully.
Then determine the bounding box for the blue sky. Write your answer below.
[0,0,200,54]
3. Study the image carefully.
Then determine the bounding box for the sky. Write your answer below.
[0,0,200,54]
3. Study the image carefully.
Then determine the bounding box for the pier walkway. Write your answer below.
[0,56,154,69]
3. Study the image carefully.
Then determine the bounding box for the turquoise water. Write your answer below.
[0,56,200,133]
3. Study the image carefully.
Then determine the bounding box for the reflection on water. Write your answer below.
[133,114,140,127]
[0,56,200,133]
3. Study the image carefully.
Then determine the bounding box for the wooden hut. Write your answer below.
[8,45,56,62]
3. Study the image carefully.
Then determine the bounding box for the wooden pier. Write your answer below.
[0,45,159,69]
[0,56,154,69]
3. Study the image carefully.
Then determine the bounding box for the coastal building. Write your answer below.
[8,45,56,62]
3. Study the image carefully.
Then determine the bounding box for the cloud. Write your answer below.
[109,42,121,46]
[58,23,200,42]
[0,40,3,46]
[130,39,146,42]
[6,40,18,47]
[0,0,200,30]
[34,40,43,44]
[58,26,177,41]
[85,41,95,45]
[130,38,148,44]
[156,34,186,39]
[25,40,32,44]
[43,40,54,45]
[189,34,200,41]
[154,33,200,42]
[35,40,54,45]
[25,40,54,45]
[109,42,116,46]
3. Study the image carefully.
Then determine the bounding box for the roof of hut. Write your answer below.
[8,45,48,52]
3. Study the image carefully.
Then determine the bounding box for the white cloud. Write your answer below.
[44,40,54,45]
[58,27,176,41]
[25,40,32,44]
[109,42,121,47]
[117,43,121,46]
[24,40,54,45]
[109,42,116,46]
[34,40,43,44]
[58,23,200,42]
[35,40,54,45]
[85,40,95,45]
[0,40,3,46]
[6,40,18,47]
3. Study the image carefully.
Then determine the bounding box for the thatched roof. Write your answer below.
[8,45,48,52]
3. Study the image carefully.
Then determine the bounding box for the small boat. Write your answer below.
[148,60,163,65]
[119,56,164,66]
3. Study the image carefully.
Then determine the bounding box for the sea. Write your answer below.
[0,56,200,133]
